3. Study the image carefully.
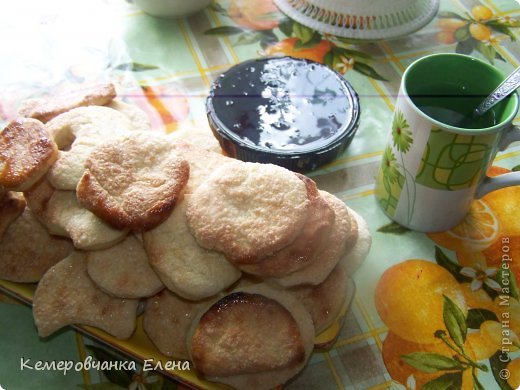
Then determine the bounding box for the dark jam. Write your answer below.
[208,57,358,153]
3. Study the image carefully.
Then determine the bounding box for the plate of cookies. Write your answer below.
[0,83,371,389]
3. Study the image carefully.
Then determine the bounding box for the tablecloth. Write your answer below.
[0,0,519,389]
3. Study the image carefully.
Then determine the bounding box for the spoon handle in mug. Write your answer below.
[475,66,520,116]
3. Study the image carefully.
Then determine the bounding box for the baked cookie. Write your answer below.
[33,251,139,339]
[0,118,58,191]
[0,192,26,239]
[170,125,222,154]
[36,189,127,250]
[187,284,315,389]
[17,83,116,123]
[289,258,351,334]
[144,197,241,300]
[108,100,151,132]
[240,176,335,278]
[143,290,213,359]
[186,162,310,263]
[342,208,372,276]
[46,105,145,190]
[77,132,189,231]
[0,209,72,283]
[86,235,163,299]
[172,140,231,194]
[271,191,358,288]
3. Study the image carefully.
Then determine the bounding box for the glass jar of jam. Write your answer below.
[206,56,360,172]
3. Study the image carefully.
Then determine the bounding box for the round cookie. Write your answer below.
[0,191,26,239]
[86,235,163,299]
[240,177,335,278]
[271,190,358,288]
[0,118,58,191]
[28,188,128,250]
[107,99,151,132]
[33,251,139,339]
[342,208,372,276]
[17,83,116,123]
[77,132,189,231]
[143,290,214,359]
[187,284,315,389]
[46,105,144,190]
[169,140,231,194]
[143,197,241,300]
[288,258,352,334]
[0,208,72,283]
[186,162,310,263]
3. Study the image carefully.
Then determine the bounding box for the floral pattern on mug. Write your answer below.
[392,110,413,153]
[375,108,416,220]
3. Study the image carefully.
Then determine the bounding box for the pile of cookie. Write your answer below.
[0,83,371,389]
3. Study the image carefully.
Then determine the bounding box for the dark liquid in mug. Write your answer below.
[410,83,500,129]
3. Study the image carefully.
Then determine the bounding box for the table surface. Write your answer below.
[0,0,519,389]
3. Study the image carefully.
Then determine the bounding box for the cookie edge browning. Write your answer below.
[186,162,311,264]
[76,149,190,231]
[18,83,117,123]
[270,190,358,288]
[0,118,58,191]
[143,290,214,360]
[342,208,372,276]
[239,176,336,278]
[187,284,315,389]
[0,191,26,239]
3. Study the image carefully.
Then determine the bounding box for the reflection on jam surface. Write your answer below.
[209,57,354,152]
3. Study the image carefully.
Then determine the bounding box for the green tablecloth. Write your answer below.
[1,0,519,389]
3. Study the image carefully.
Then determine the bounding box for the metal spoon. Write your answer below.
[475,66,520,116]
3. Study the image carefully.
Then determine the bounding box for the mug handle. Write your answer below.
[476,124,520,198]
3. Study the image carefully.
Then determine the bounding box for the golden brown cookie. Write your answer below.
[46,105,145,190]
[24,176,128,249]
[271,191,358,288]
[77,133,189,231]
[144,197,241,300]
[86,235,163,299]
[240,176,335,278]
[342,208,372,276]
[170,125,222,154]
[289,259,352,334]
[186,162,310,263]
[108,100,151,132]
[169,140,231,194]
[143,290,213,359]
[17,83,116,123]
[23,177,61,232]
[33,251,139,339]
[187,284,314,389]
[0,209,72,282]
[0,191,26,239]
[0,118,58,191]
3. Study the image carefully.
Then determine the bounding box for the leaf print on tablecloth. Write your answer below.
[436,3,520,64]
[376,248,519,390]
[204,0,386,80]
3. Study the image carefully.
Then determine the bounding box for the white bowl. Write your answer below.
[274,0,439,40]
[133,0,211,18]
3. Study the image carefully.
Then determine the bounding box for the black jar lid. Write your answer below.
[206,57,360,172]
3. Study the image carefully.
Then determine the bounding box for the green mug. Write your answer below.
[375,53,520,232]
